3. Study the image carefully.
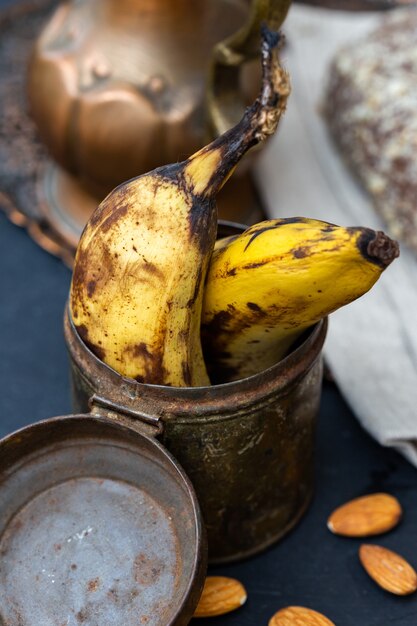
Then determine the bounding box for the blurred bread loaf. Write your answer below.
[324,8,417,253]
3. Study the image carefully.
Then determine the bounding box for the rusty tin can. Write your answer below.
[64,222,327,564]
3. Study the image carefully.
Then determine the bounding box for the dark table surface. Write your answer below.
[1,1,417,624]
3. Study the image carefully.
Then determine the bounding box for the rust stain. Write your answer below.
[134,553,163,585]
[76,608,88,623]
[8,518,23,532]
[87,577,100,592]
[107,587,119,603]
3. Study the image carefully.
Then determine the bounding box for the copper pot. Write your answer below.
[28,0,291,248]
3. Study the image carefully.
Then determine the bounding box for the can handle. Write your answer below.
[206,0,292,136]
[88,394,164,437]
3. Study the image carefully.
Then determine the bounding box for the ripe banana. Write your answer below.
[201,217,399,383]
[69,28,290,386]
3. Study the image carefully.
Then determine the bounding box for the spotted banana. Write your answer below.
[202,217,399,383]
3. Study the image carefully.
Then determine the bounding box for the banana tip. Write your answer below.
[366,230,400,268]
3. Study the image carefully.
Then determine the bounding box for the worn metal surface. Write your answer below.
[0,0,264,266]
[0,416,206,625]
[26,0,276,251]
[67,314,326,563]
[64,216,327,562]
[28,0,250,191]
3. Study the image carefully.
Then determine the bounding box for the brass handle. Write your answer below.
[207,0,292,136]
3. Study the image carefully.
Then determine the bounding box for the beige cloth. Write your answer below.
[255,5,417,466]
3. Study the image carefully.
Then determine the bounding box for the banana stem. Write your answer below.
[188,25,290,197]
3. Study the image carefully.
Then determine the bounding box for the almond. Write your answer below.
[269,606,336,625]
[194,576,247,618]
[327,493,402,537]
[359,544,417,595]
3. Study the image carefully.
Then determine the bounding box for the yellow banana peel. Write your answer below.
[202,218,399,383]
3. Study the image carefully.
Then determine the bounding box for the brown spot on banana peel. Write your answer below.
[127,342,168,385]
[321,223,338,232]
[139,260,166,281]
[243,220,301,252]
[186,265,204,308]
[242,261,268,270]
[188,197,218,255]
[202,309,234,338]
[85,192,129,233]
[203,303,271,338]
[86,280,96,297]
[71,242,116,322]
[292,246,309,259]
[247,302,264,313]
[181,361,192,386]
[98,204,129,234]
[159,168,218,255]
[75,324,106,362]
[202,305,271,381]
[202,298,311,361]
[70,253,91,322]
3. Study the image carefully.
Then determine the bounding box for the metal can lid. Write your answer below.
[0,415,207,625]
